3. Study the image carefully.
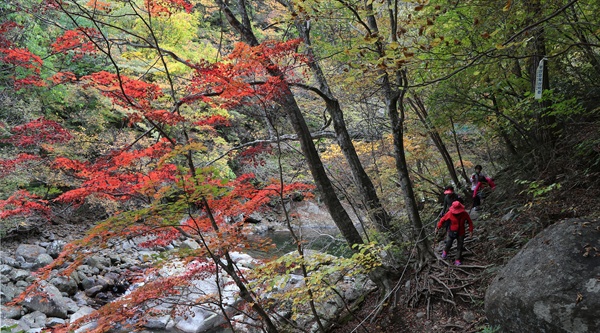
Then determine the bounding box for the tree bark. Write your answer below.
[286,6,395,237]
[408,96,462,190]
[362,0,435,266]
[216,0,396,290]
[527,0,556,147]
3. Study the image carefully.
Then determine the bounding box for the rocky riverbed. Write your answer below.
[1,201,374,333]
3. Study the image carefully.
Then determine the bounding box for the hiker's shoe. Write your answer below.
[441,251,447,259]
[454,260,462,266]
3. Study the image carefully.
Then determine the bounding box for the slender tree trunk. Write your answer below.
[216,0,396,291]
[527,0,556,147]
[288,8,394,237]
[566,6,600,76]
[362,0,434,266]
[408,96,462,189]
[386,73,435,266]
[449,117,470,195]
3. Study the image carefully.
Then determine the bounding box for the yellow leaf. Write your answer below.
[503,0,512,11]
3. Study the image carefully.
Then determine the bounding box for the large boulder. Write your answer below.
[485,218,600,333]
[15,244,47,263]
[20,282,69,319]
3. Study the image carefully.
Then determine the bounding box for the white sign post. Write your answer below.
[534,57,547,100]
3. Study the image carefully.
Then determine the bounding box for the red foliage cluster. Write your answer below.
[1,118,72,147]
[144,0,193,16]
[188,114,231,136]
[82,71,164,110]
[0,153,40,177]
[193,115,231,128]
[185,39,306,107]
[0,190,51,219]
[49,71,77,85]
[129,109,186,126]
[239,143,273,167]
[0,47,46,89]
[135,226,181,248]
[0,21,49,90]
[0,21,20,48]
[53,139,177,204]
[182,173,314,236]
[52,28,100,59]
[0,48,43,72]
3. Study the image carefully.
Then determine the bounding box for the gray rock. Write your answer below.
[84,285,104,297]
[1,305,23,319]
[46,317,66,327]
[46,241,66,259]
[82,275,113,295]
[0,272,9,284]
[15,280,30,288]
[108,254,121,265]
[0,263,12,275]
[0,318,28,333]
[463,310,476,322]
[19,311,47,329]
[80,276,96,291]
[63,296,80,314]
[73,291,92,307]
[69,270,81,285]
[15,244,46,263]
[144,314,172,329]
[485,218,600,333]
[85,255,110,270]
[33,253,54,270]
[138,250,157,262]
[501,209,516,222]
[76,264,95,278]
[74,321,98,333]
[20,282,69,319]
[11,269,31,281]
[1,282,18,302]
[69,306,95,324]
[50,276,78,296]
[0,252,19,267]
[180,239,200,250]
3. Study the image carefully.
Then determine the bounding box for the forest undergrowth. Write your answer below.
[331,148,600,333]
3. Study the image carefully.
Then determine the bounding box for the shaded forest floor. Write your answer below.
[331,170,600,333]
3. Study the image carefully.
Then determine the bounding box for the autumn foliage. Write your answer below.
[0,2,321,330]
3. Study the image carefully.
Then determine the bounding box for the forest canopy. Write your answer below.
[1,0,599,332]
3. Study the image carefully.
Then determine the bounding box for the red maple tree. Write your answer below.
[1,2,317,331]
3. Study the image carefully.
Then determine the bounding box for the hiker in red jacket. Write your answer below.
[436,201,473,266]
[470,164,496,210]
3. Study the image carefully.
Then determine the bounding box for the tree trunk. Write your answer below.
[527,0,555,147]
[362,0,435,266]
[289,10,395,237]
[216,0,396,290]
[386,74,435,266]
[408,96,462,190]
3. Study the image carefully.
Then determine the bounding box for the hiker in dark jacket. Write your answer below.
[436,201,473,266]
[439,185,464,218]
